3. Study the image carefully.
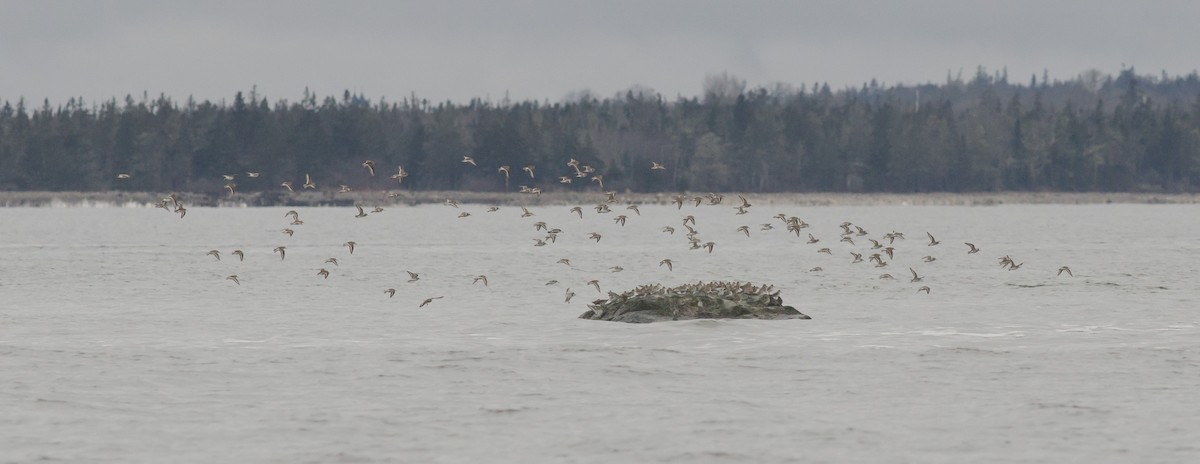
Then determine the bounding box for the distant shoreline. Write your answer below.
[2,190,1198,208]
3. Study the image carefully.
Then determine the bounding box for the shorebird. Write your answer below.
[810,267,822,272]
[285,210,300,222]
[246,172,261,178]
[999,255,1013,268]
[325,258,339,266]
[519,207,534,218]
[406,271,420,282]
[498,165,511,180]
[651,161,666,170]
[671,195,686,209]
[587,232,602,242]
[316,268,331,279]
[851,252,863,263]
[1058,266,1073,277]
[609,266,623,273]
[880,274,894,280]
[840,236,855,245]
[703,242,715,253]
[473,275,488,286]
[587,280,601,293]
[565,288,575,303]
[444,198,459,208]
[855,226,868,236]
[922,256,937,263]
[661,226,675,234]
[869,238,882,249]
[594,204,611,213]
[660,259,673,271]
[282,228,294,236]
[570,206,583,218]
[225,183,237,196]
[546,280,559,286]
[303,173,316,189]
[559,176,572,184]
[917,286,931,294]
[281,181,294,192]
[226,275,240,285]
[371,206,383,213]
[532,238,547,247]
[522,165,536,178]
[462,155,476,166]
[344,241,356,254]
[388,165,411,183]
[683,215,696,226]
[737,226,750,237]
[817,248,831,254]
[362,160,376,176]
[807,234,819,244]
[734,206,748,215]
[909,268,923,283]
[175,205,187,218]
[626,205,640,216]
[117,173,131,179]
[419,296,443,308]
[557,258,572,266]
[760,223,774,231]
[965,243,980,254]
[487,206,500,212]
[883,247,895,260]
[273,246,286,260]
[1008,262,1024,271]
[613,215,626,226]
[207,250,221,261]
[338,185,351,193]
[458,212,471,218]
[232,250,244,261]
[385,288,396,297]
[591,175,604,190]
[926,232,940,246]
[355,205,368,218]
[738,195,752,209]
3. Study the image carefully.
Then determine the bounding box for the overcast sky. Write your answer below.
[2,0,1198,105]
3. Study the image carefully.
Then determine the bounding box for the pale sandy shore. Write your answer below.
[2,190,1198,208]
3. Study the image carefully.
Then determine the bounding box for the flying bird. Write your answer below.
[965,243,980,254]
[1058,266,1073,277]
[362,160,376,176]
[406,271,420,282]
[344,241,356,254]
[273,246,286,260]
[473,275,488,286]
[462,155,477,166]
[419,296,444,308]
[226,275,240,285]
[303,173,316,189]
[317,268,330,279]
[659,259,673,271]
[206,250,221,261]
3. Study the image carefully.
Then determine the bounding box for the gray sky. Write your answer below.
[2,0,1198,105]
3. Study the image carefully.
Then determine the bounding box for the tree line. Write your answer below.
[2,67,1199,194]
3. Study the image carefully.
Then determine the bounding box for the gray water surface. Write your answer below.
[2,203,1198,463]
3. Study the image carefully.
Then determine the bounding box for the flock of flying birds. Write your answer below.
[121,156,1074,309]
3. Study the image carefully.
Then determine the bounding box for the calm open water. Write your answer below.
[1,201,1198,463]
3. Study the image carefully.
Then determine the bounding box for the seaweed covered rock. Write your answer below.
[578,281,811,323]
